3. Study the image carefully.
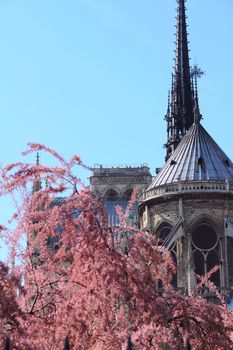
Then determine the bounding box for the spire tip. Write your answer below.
[36,152,40,166]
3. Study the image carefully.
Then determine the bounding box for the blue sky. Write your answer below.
[0,0,232,239]
[0,0,232,175]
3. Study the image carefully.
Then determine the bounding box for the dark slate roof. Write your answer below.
[149,122,233,188]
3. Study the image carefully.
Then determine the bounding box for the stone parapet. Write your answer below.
[140,180,233,204]
[91,165,151,177]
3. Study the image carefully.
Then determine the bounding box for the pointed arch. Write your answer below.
[155,221,177,287]
[155,222,173,243]
[189,215,221,287]
[103,188,119,200]
[122,188,133,200]
[154,218,174,233]
[187,214,222,236]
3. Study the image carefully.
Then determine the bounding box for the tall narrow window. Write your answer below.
[192,223,220,286]
[156,223,177,287]
[104,189,120,227]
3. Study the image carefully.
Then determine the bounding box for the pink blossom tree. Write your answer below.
[0,144,233,349]
[0,262,23,348]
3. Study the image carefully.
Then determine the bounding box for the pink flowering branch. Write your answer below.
[0,146,232,349]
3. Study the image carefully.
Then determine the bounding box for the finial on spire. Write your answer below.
[167,90,171,115]
[36,152,40,166]
[191,64,205,92]
[33,152,42,192]
[190,64,204,124]
[45,178,49,189]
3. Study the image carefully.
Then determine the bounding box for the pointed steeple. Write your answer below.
[193,73,202,125]
[36,152,40,166]
[33,152,42,192]
[165,0,194,160]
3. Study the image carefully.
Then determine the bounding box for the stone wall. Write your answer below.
[139,191,233,290]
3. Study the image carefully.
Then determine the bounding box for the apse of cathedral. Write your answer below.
[90,0,233,294]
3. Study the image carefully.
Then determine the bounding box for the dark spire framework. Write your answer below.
[33,152,42,192]
[165,0,194,160]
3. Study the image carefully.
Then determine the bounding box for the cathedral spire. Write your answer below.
[33,152,42,193]
[165,0,194,160]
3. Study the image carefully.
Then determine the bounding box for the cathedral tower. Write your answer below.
[139,0,233,293]
[90,165,151,227]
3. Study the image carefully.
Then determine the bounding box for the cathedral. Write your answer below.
[90,0,233,294]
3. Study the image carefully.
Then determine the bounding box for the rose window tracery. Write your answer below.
[191,223,220,286]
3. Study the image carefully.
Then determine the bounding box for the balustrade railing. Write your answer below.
[140,180,233,202]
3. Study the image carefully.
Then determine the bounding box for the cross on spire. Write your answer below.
[191,64,204,125]
[191,64,205,101]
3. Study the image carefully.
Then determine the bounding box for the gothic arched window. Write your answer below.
[192,223,220,286]
[156,223,172,245]
[156,223,177,287]
[104,189,118,201]
[122,188,133,200]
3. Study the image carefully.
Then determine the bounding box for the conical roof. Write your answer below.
[149,122,233,189]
